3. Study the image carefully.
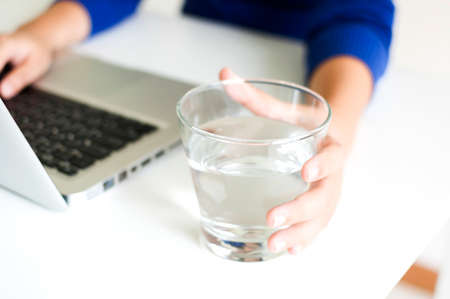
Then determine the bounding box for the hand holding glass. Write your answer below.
[177,68,332,262]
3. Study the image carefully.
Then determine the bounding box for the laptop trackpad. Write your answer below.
[38,54,143,98]
[105,76,192,123]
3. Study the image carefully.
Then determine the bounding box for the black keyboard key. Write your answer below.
[49,126,59,135]
[38,101,53,110]
[33,126,51,137]
[86,118,102,128]
[35,136,51,146]
[117,119,155,133]
[50,142,66,152]
[104,127,140,141]
[102,113,122,122]
[86,128,103,139]
[17,116,31,125]
[22,130,35,141]
[53,149,72,161]
[54,107,72,117]
[63,139,83,149]
[49,117,71,129]
[101,120,119,130]
[78,144,110,159]
[136,123,157,134]
[14,102,29,114]
[57,161,78,176]
[66,132,76,140]
[70,156,94,169]
[48,133,68,143]
[35,121,45,130]
[26,109,43,120]
[36,145,53,156]
[38,153,57,168]
[74,126,91,138]
[82,138,94,146]
[116,119,136,127]
[97,136,125,150]
[68,149,83,159]
[68,123,86,133]
[71,111,84,121]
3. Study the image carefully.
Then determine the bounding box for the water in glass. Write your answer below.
[187,116,315,261]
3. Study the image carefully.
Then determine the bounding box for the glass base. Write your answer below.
[200,223,284,262]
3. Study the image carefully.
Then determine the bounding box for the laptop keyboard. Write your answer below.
[2,88,158,176]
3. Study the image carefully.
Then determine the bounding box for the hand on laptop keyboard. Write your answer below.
[0,31,53,99]
[2,88,158,176]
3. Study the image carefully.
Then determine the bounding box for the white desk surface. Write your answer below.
[1,12,450,299]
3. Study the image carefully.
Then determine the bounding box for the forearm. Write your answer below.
[16,1,91,52]
[309,56,373,156]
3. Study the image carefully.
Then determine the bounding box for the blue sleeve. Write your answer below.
[57,0,141,36]
[305,0,395,83]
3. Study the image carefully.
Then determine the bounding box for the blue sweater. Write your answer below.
[60,0,394,82]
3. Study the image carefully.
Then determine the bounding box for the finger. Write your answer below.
[267,217,325,253]
[266,180,327,227]
[219,67,285,115]
[302,137,345,182]
[287,197,338,255]
[0,36,14,77]
[287,245,302,255]
[219,67,301,123]
[1,57,46,99]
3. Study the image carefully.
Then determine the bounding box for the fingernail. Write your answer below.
[1,82,13,99]
[273,240,286,252]
[290,245,303,255]
[306,163,319,182]
[272,215,286,227]
[203,128,216,134]
[228,68,240,79]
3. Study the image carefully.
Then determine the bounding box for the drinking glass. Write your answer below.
[176,79,331,262]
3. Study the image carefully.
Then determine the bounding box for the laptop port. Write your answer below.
[141,158,151,167]
[131,166,138,173]
[118,171,127,182]
[103,178,114,191]
[155,150,165,158]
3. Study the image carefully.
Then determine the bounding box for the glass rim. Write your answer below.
[176,78,332,145]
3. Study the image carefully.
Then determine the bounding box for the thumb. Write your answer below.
[219,67,241,81]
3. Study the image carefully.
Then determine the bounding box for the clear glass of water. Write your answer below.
[176,79,331,262]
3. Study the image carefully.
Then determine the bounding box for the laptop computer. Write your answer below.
[0,52,193,210]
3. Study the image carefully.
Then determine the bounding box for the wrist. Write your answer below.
[15,1,90,53]
[15,26,58,55]
[326,106,361,158]
[308,57,372,158]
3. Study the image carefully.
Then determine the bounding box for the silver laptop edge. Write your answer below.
[0,52,193,209]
